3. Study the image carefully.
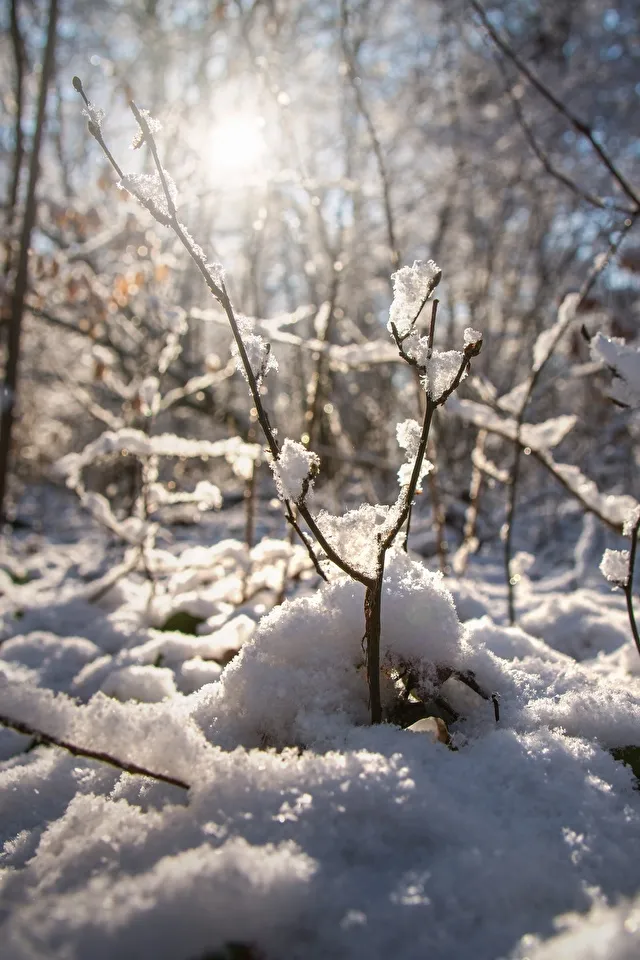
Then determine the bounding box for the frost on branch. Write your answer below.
[422,350,465,399]
[271,439,320,502]
[119,171,179,220]
[396,419,433,491]
[82,101,105,131]
[600,549,629,587]
[590,332,640,407]
[131,108,162,150]
[232,315,278,385]
[387,259,441,337]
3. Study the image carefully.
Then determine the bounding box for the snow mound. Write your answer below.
[192,550,463,748]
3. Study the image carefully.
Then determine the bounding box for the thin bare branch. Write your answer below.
[469,0,640,212]
[0,714,190,791]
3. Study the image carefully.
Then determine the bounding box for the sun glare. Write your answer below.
[207,112,268,184]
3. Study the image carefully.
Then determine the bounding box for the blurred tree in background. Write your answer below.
[1,0,638,569]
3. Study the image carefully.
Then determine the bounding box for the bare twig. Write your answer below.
[0,713,190,791]
[470,0,640,212]
[495,55,632,215]
[340,0,399,273]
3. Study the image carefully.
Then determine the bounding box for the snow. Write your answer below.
[59,430,262,492]
[388,259,440,337]
[82,101,105,130]
[192,549,464,749]
[100,665,178,702]
[232,314,278,384]
[590,333,640,408]
[314,503,398,578]
[396,419,432,490]
[532,292,580,372]
[464,327,483,348]
[1,492,640,960]
[601,549,630,586]
[423,349,465,398]
[271,438,320,502]
[515,893,640,959]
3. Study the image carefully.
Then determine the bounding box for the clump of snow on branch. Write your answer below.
[314,503,397,578]
[463,327,483,349]
[232,315,278,385]
[271,439,319,502]
[387,259,440,337]
[422,350,465,399]
[590,332,640,407]
[396,419,432,490]
[600,549,629,587]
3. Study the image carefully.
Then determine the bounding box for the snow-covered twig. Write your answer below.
[73,84,486,727]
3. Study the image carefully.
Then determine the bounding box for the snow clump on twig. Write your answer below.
[387,259,441,337]
[600,549,629,587]
[396,419,433,490]
[271,439,320,502]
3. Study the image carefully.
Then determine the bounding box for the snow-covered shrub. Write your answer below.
[68,85,488,727]
[193,549,464,748]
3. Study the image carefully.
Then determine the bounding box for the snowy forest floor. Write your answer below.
[1,483,640,960]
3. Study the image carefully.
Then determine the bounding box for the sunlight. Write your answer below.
[207,111,268,184]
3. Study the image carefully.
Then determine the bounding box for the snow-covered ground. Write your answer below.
[1,485,639,960]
